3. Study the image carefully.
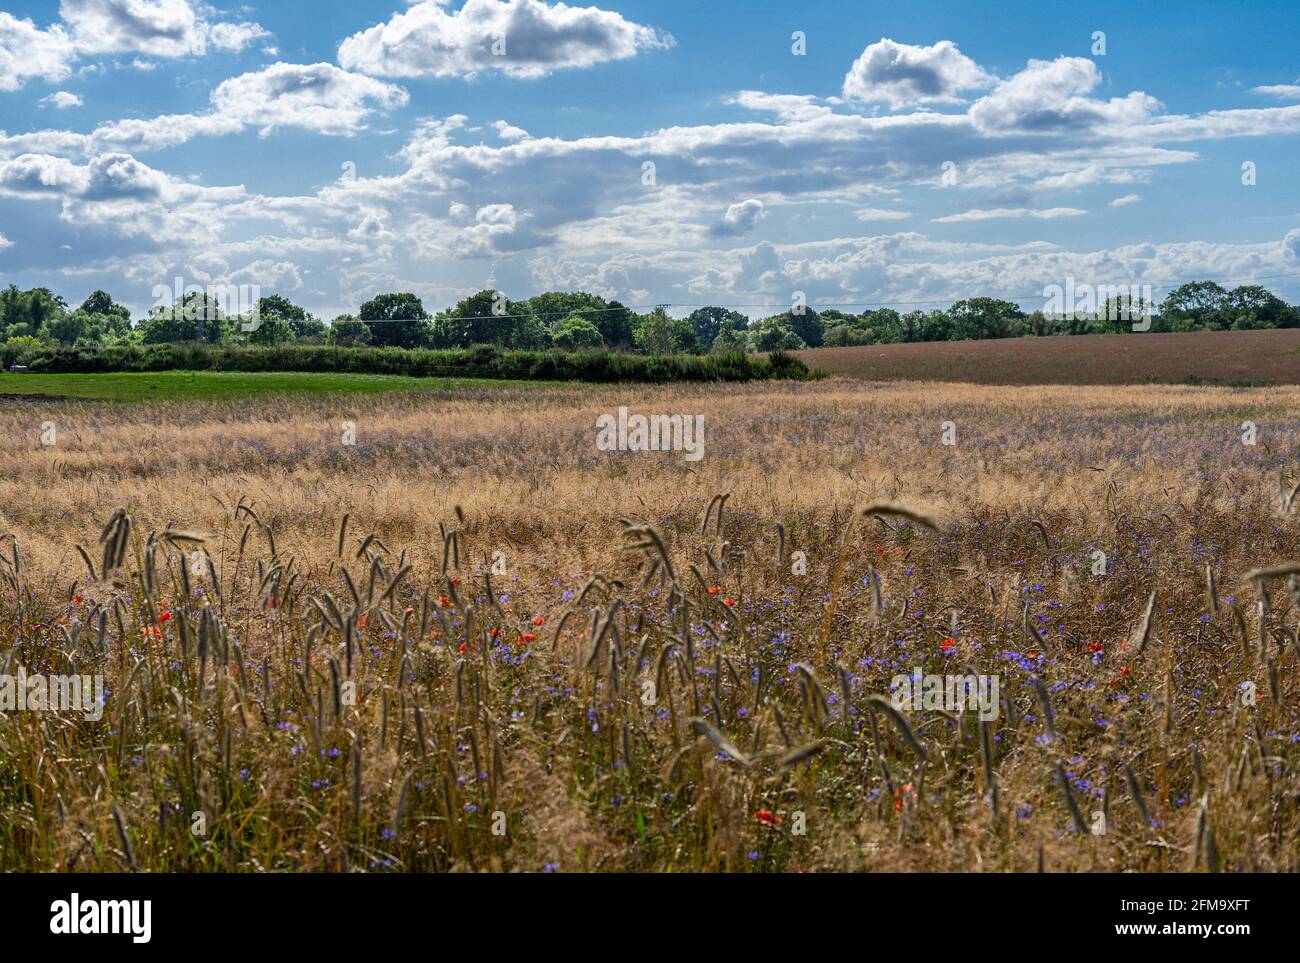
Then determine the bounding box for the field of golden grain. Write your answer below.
[1,378,1297,872]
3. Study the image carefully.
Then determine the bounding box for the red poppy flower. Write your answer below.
[707,586,720,596]
[722,597,735,607]
[532,615,545,626]
[158,610,172,622]
[941,637,955,652]
[754,809,782,825]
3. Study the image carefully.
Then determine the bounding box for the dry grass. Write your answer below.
[1,378,1298,871]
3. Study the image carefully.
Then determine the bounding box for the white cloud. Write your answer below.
[0,13,76,92]
[1251,83,1300,99]
[970,57,1160,133]
[338,0,673,80]
[855,208,912,221]
[932,207,1087,223]
[228,259,303,291]
[492,120,530,141]
[9,31,1300,316]
[41,91,85,109]
[1032,164,1142,191]
[842,39,991,106]
[729,91,834,122]
[80,63,408,152]
[0,3,273,92]
[451,202,530,256]
[709,198,766,237]
[60,0,204,57]
[59,0,273,59]
[207,21,273,54]
[210,63,409,137]
[1109,193,1142,207]
[0,232,12,252]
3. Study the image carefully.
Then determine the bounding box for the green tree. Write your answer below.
[77,290,130,321]
[823,323,873,346]
[919,309,953,342]
[686,306,748,350]
[327,315,372,347]
[861,308,902,343]
[1225,285,1292,329]
[432,290,545,348]
[246,314,295,346]
[526,291,632,347]
[551,315,604,351]
[139,293,235,343]
[747,316,806,351]
[359,292,431,348]
[633,308,699,354]
[948,298,1024,340]
[256,294,325,340]
[0,285,67,340]
[1160,281,1229,331]
[633,308,675,354]
[710,318,751,353]
[787,307,823,348]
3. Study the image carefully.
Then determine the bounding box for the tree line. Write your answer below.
[1,280,1296,363]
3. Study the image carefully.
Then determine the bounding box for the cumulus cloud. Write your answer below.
[0,2,274,92]
[59,0,203,56]
[451,202,534,256]
[207,21,273,54]
[338,0,673,80]
[1284,229,1300,263]
[492,120,530,140]
[41,91,85,109]
[80,63,409,152]
[1251,83,1300,99]
[932,207,1086,223]
[0,151,189,206]
[7,28,1300,316]
[60,0,273,57]
[1109,193,1142,207]
[228,258,303,291]
[970,57,1160,132]
[0,153,91,197]
[0,13,76,92]
[211,63,410,137]
[708,198,766,237]
[0,232,12,252]
[842,39,991,106]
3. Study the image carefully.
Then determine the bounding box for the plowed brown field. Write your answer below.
[795,328,1300,385]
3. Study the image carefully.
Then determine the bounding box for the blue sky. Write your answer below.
[2,0,1300,320]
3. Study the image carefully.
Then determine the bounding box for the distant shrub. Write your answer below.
[23,343,816,384]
